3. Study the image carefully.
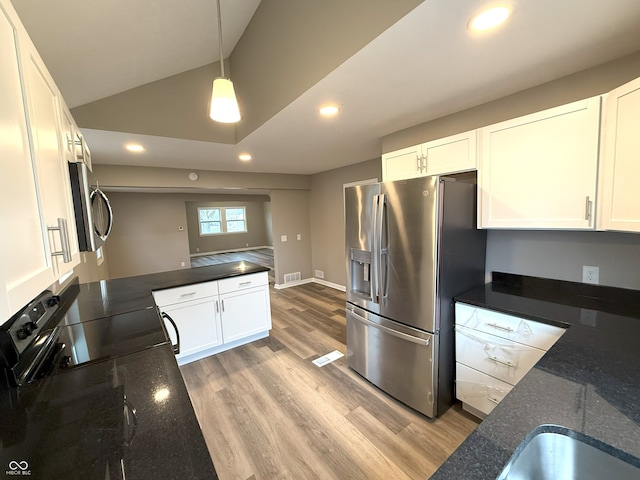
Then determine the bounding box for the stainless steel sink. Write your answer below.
[497,425,640,480]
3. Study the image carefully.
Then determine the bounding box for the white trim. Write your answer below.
[175,331,269,366]
[312,277,346,291]
[274,277,346,292]
[189,245,273,258]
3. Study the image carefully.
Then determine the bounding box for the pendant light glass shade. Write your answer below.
[209,77,241,123]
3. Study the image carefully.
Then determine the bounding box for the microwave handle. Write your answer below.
[161,312,180,355]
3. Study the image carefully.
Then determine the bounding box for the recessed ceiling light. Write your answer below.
[469,6,510,32]
[125,144,145,153]
[319,105,340,116]
[238,153,252,161]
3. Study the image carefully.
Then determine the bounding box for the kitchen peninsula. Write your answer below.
[432,272,640,479]
[1,261,269,479]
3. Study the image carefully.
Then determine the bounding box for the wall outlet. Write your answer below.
[281,235,288,242]
[315,269,325,279]
[181,261,186,267]
[297,233,302,241]
[196,247,200,252]
[582,265,599,284]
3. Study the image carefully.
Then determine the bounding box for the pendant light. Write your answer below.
[209,0,241,123]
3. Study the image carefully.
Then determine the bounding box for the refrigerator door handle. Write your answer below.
[348,308,430,346]
[376,193,388,305]
[378,194,389,305]
[372,194,380,304]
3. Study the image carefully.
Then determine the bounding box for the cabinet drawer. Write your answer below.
[456,362,513,416]
[152,281,218,307]
[218,272,268,295]
[456,325,546,386]
[455,303,565,351]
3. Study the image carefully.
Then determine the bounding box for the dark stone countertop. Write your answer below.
[72,261,270,321]
[431,272,640,479]
[2,262,268,479]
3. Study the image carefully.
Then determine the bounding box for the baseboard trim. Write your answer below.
[274,277,346,292]
[312,278,346,292]
[190,246,273,258]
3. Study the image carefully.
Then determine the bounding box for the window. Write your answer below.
[198,207,247,235]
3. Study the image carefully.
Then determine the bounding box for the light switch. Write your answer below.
[281,235,288,242]
[297,234,301,240]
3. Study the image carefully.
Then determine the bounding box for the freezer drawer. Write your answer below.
[346,305,436,417]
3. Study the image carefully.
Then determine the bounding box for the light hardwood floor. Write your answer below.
[181,266,479,480]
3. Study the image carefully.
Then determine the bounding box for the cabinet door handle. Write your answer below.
[486,322,514,333]
[161,312,181,355]
[488,355,514,368]
[215,300,219,313]
[221,300,225,312]
[585,195,593,223]
[47,217,72,263]
[422,153,427,173]
[416,154,421,173]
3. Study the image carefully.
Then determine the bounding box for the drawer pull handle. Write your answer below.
[238,281,252,286]
[488,356,514,368]
[180,292,197,297]
[488,396,500,405]
[486,322,514,333]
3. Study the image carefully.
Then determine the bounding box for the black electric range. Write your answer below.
[0,279,217,479]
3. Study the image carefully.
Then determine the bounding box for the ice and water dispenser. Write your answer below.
[349,248,372,300]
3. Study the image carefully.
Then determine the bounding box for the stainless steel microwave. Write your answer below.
[68,162,113,251]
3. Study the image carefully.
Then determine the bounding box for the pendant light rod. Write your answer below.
[216,0,225,78]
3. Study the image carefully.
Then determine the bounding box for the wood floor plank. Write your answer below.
[181,251,479,480]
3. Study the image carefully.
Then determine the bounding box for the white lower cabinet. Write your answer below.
[455,302,565,417]
[153,271,271,365]
[161,297,223,359]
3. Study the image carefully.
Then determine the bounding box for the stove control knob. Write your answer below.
[16,328,28,340]
[24,321,37,335]
[46,296,60,307]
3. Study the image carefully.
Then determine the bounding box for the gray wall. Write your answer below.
[104,192,191,279]
[383,50,640,290]
[310,159,381,286]
[270,189,312,286]
[185,195,271,254]
[73,250,110,283]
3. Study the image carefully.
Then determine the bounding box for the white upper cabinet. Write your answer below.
[599,77,640,233]
[478,97,601,229]
[0,2,54,319]
[382,130,477,181]
[19,25,80,279]
[0,0,80,321]
[381,144,423,181]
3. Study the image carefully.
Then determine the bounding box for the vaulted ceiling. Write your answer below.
[12,0,640,175]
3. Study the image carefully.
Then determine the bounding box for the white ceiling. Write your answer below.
[12,0,640,176]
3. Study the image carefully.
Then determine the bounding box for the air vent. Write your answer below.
[284,272,301,284]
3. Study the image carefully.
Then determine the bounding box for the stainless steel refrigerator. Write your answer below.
[345,175,486,418]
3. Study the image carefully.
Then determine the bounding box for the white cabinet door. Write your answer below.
[20,38,80,277]
[220,285,272,343]
[381,144,423,181]
[479,97,601,229]
[161,298,223,360]
[424,130,477,176]
[0,4,54,319]
[599,77,640,233]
